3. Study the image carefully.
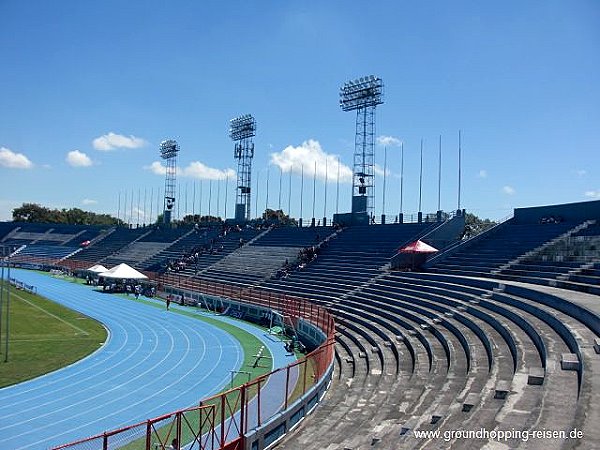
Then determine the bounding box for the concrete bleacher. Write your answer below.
[190,226,340,288]
[9,244,80,265]
[0,222,106,266]
[427,219,576,277]
[261,222,433,298]
[492,220,600,294]
[270,203,600,449]
[277,270,598,449]
[71,227,147,264]
[249,225,334,247]
[159,227,263,279]
[141,226,220,271]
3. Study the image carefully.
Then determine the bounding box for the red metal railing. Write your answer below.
[49,269,335,450]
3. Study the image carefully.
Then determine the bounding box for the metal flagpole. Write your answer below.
[150,187,154,225]
[137,188,141,226]
[300,165,304,226]
[185,182,189,218]
[192,181,196,217]
[123,191,128,226]
[288,166,292,215]
[438,135,442,212]
[400,142,404,220]
[265,168,270,213]
[336,157,340,214]
[199,181,203,218]
[157,186,161,223]
[278,166,282,211]
[117,191,121,223]
[130,188,134,227]
[255,170,260,220]
[382,146,387,222]
[143,187,147,226]
[312,161,316,223]
[419,139,423,219]
[224,174,229,219]
[216,178,221,218]
[208,180,212,217]
[324,158,328,222]
[458,130,462,210]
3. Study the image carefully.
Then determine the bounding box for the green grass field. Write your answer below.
[0,284,107,388]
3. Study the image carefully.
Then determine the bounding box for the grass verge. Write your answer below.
[0,284,107,388]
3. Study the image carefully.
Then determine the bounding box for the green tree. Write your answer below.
[11,203,123,226]
[261,209,297,226]
[462,212,496,239]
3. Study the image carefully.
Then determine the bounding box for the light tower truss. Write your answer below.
[230,114,256,221]
[159,139,180,225]
[340,75,384,217]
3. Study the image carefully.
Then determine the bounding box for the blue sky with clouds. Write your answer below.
[1,1,598,223]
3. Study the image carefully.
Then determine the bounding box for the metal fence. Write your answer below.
[51,271,335,450]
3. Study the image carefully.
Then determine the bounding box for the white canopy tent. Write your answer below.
[87,264,109,274]
[99,263,148,280]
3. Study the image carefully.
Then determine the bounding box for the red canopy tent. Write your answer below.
[395,240,438,270]
[399,240,439,254]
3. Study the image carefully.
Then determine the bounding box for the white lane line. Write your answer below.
[11,291,89,336]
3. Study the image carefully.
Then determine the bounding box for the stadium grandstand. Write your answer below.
[0,198,599,449]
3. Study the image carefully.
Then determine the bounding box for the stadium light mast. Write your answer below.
[230,114,256,222]
[160,139,180,226]
[340,75,384,220]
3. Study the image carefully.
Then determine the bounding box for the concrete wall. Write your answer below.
[161,285,335,450]
[244,366,333,450]
[513,200,600,224]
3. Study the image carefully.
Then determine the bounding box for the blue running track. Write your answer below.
[0,269,293,450]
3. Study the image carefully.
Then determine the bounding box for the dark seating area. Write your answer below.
[249,225,335,247]
[427,219,576,277]
[261,222,433,298]
[70,227,148,265]
[490,219,600,294]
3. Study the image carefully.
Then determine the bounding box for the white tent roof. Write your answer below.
[99,263,148,280]
[87,264,109,273]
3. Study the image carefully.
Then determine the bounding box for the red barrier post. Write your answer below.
[221,393,226,446]
[257,379,262,427]
[284,365,290,409]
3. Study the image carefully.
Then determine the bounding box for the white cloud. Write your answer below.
[182,162,235,180]
[93,132,147,151]
[584,190,600,199]
[146,161,166,175]
[270,139,353,183]
[502,185,516,195]
[478,169,488,178]
[0,147,33,169]
[575,169,587,177]
[82,198,98,205]
[376,135,402,147]
[373,163,392,178]
[145,160,235,180]
[66,150,93,167]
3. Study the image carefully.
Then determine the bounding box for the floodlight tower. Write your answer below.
[340,75,384,218]
[229,114,256,222]
[160,139,180,225]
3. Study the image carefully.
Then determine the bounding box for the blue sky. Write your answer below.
[1,0,598,223]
